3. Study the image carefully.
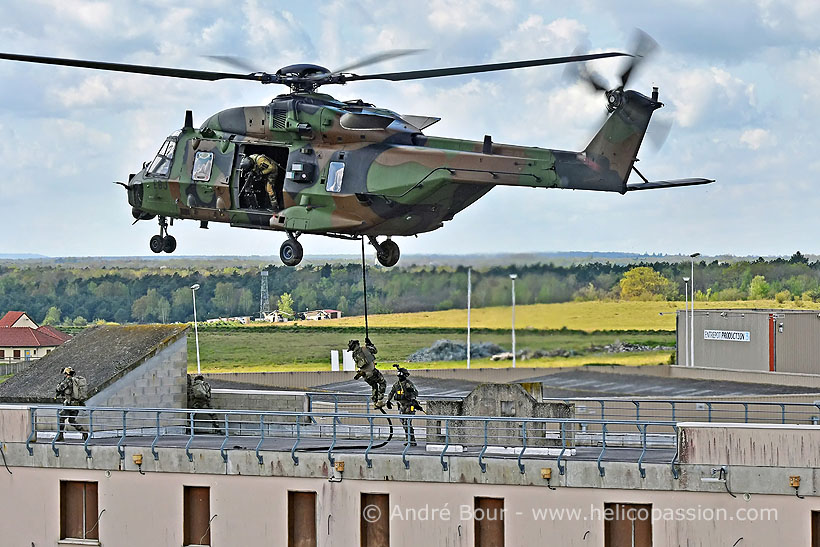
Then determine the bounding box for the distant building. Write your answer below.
[301,309,342,321]
[677,308,820,373]
[0,311,70,363]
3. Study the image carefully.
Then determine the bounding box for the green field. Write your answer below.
[186,299,800,372]
[189,327,674,372]
[321,300,788,331]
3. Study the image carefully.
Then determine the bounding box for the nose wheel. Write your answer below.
[149,216,177,254]
[368,236,400,267]
[280,234,303,267]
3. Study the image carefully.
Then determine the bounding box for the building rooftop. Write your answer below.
[0,324,188,403]
[520,368,820,398]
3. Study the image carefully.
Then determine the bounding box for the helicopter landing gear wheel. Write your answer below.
[149,216,177,254]
[280,238,303,267]
[369,236,400,267]
[377,239,400,267]
[162,235,177,253]
[149,235,164,254]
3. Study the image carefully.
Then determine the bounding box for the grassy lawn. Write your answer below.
[189,328,674,372]
[198,351,672,373]
[0,374,9,384]
[313,299,790,332]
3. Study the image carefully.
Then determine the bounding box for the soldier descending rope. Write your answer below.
[351,338,386,409]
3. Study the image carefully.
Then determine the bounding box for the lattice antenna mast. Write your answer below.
[260,270,270,318]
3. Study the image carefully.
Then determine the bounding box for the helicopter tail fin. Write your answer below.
[581,89,659,193]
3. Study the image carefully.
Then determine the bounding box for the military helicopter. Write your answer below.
[0,33,712,267]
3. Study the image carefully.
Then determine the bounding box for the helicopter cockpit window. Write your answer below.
[146,137,177,178]
[192,151,214,181]
[326,161,344,193]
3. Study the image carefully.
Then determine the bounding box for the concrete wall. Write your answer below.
[205,367,564,390]
[87,336,187,409]
[210,388,308,428]
[679,422,820,467]
[426,384,573,447]
[0,462,815,546]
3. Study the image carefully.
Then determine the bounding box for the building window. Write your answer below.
[0,349,4,359]
[184,486,211,546]
[288,491,317,547]
[361,493,389,547]
[13,349,20,359]
[60,480,99,541]
[474,497,504,547]
[604,503,653,547]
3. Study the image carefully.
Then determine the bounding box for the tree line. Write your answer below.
[2,252,820,325]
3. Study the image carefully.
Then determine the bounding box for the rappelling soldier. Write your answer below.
[387,365,420,446]
[55,366,88,441]
[350,338,386,408]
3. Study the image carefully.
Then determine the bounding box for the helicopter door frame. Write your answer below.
[233,144,289,212]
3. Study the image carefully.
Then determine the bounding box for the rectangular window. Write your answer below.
[288,491,317,547]
[474,497,504,547]
[60,480,99,541]
[184,486,211,546]
[361,493,389,547]
[0,349,4,358]
[13,349,20,359]
[604,503,653,547]
[192,151,214,181]
[326,161,345,193]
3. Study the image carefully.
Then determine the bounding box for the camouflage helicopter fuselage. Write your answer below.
[128,88,705,265]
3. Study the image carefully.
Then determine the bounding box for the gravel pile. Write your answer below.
[407,339,506,362]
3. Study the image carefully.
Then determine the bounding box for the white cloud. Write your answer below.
[739,128,774,150]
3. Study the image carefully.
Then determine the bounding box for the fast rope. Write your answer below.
[300,406,394,452]
[360,236,369,340]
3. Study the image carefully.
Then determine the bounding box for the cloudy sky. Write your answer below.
[0,0,817,258]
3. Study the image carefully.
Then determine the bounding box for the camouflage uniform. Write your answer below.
[189,375,223,434]
[351,339,386,407]
[241,153,282,210]
[387,368,419,445]
[55,369,86,441]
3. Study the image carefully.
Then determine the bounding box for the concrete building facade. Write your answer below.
[1,406,819,546]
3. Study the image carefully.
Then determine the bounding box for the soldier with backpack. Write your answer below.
[55,366,87,441]
[189,374,222,434]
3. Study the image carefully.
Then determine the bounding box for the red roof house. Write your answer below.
[0,311,70,363]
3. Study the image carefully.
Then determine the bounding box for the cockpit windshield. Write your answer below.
[146,136,178,177]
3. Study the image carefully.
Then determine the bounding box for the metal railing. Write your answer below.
[24,405,679,479]
[547,398,820,425]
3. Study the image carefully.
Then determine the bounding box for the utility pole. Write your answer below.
[467,268,472,369]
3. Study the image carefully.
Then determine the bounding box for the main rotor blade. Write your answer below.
[203,55,261,74]
[332,49,425,75]
[0,52,265,82]
[346,51,630,83]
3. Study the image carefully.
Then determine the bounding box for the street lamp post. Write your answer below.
[191,283,201,375]
[467,268,472,369]
[682,277,690,367]
[510,274,517,368]
[690,253,700,367]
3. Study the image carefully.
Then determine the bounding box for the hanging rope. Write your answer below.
[361,236,369,341]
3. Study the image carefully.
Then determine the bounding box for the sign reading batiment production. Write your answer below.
[703,330,751,342]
